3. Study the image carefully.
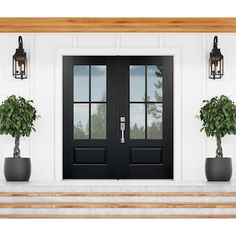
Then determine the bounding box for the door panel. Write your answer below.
[130,147,162,164]
[63,56,118,179]
[118,56,173,179]
[74,147,107,164]
[63,56,173,179]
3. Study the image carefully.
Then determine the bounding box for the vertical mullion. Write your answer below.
[89,65,91,139]
[145,65,147,139]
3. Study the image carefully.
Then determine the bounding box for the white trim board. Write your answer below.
[54,48,182,184]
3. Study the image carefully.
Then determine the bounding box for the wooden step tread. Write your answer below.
[0,202,236,208]
[0,214,236,218]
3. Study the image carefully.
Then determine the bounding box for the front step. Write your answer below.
[0,191,236,218]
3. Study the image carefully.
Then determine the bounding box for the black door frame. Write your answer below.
[62,55,175,179]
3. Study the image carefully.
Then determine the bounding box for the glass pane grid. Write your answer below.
[129,64,163,140]
[73,64,107,140]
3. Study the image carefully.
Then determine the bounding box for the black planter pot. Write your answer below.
[4,157,31,181]
[205,157,232,181]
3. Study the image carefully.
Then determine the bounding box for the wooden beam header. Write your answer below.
[0,18,236,32]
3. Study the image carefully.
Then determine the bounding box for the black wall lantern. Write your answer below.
[13,36,27,80]
[209,36,224,79]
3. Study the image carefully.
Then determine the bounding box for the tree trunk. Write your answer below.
[13,137,21,158]
[216,137,223,158]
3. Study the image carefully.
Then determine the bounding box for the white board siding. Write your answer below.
[0,33,235,183]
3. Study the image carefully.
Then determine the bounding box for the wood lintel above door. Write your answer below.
[1,18,236,32]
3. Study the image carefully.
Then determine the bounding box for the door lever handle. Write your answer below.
[120,122,125,143]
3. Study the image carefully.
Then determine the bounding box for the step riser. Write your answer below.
[1,192,236,197]
[0,208,236,215]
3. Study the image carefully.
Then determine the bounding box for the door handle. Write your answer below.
[120,117,125,143]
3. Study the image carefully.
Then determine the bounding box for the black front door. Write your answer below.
[63,56,173,179]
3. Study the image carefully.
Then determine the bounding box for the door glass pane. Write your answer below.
[74,65,89,102]
[147,65,163,102]
[74,104,89,139]
[147,104,162,139]
[91,104,106,139]
[130,65,145,102]
[130,104,145,139]
[91,65,106,102]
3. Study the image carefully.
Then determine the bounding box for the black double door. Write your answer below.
[63,56,173,179]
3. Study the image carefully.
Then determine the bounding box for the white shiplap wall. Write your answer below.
[0,33,236,182]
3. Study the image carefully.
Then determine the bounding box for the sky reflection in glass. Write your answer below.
[130,65,145,102]
[74,65,89,102]
[91,65,106,102]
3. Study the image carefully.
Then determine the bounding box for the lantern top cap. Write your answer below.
[211,35,223,60]
[13,36,26,59]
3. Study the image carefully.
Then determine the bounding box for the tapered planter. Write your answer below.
[205,157,232,181]
[4,157,31,181]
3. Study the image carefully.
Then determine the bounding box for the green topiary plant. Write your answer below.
[199,95,236,158]
[0,95,38,158]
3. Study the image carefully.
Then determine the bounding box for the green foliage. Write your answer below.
[199,95,236,138]
[0,95,38,139]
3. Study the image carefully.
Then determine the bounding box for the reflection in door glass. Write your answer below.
[91,66,107,102]
[130,66,145,102]
[147,65,163,102]
[91,104,106,139]
[130,104,145,139]
[74,66,89,102]
[147,104,162,139]
[74,104,89,139]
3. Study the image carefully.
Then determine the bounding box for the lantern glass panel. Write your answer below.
[12,36,27,80]
[209,36,224,80]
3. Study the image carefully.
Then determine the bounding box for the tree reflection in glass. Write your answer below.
[130,104,145,139]
[91,103,106,139]
[129,64,163,139]
[74,93,106,140]
[147,65,163,102]
[74,104,89,139]
[147,104,162,139]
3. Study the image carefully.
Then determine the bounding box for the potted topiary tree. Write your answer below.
[199,95,236,181]
[0,95,38,181]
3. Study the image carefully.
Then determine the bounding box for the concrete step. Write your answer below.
[0,191,235,218]
[0,182,236,218]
